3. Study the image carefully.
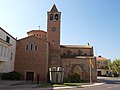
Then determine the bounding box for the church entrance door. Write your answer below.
[26,71,34,81]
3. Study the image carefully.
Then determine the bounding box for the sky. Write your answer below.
[0,0,120,60]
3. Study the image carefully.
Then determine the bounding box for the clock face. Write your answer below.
[52,27,56,32]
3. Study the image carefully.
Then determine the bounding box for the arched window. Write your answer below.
[78,50,82,56]
[26,42,38,51]
[26,45,28,50]
[55,14,58,20]
[67,50,71,55]
[35,45,38,51]
[50,14,53,20]
[74,53,76,56]
[84,53,87,56]
[49,42,50,46]
[31,44,33,50]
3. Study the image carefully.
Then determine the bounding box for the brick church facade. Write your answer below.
[15,4,97,82]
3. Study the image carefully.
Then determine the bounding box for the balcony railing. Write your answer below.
[60,54,93,58]
[0,56,8,62]
[97,66,109,69]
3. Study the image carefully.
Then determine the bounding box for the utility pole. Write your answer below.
[90,58,92,84]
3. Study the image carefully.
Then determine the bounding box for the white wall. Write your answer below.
[97,69,110,76]
[0,28,16,73]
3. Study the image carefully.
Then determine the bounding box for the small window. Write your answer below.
[5,47,8,57]
[67,50,71,55]
[63,53,66,55]
[4,47,6,57]
[106,71,108,74]
[2,46,5,57]
[6,36,10,43]
[26,45,28,50]
[11,53,13,60]
[52,40,54,45]
[50,14,53,20]
[84,53,87,56]
[31,44,33,50]
[35,45,37,51]
[79,50,82,55]
[55,14,58,20]
[74,53,76,56]
[49,42,50,46]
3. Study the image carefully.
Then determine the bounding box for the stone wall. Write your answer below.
[61,57,97,82]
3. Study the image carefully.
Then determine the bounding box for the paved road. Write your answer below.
[0,77,120,90]
[60,77,120,90]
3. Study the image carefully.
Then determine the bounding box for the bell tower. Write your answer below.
[47,4,61,50]
[47,4,61,67]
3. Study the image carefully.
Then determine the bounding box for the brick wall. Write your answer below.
[15,36,48,82]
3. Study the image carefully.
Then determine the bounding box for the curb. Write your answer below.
[81,83,105,87]
[34,83,105,90]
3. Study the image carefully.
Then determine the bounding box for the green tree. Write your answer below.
[109,59,120,76]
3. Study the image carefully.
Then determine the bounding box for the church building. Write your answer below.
[15,4,97,82]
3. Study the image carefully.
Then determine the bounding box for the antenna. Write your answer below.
[88,43,90,46]
[38,26,40,30]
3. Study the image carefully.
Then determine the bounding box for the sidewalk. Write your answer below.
[0,80,105,90]
[0,80,36,88]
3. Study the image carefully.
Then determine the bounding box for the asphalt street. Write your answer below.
[0,77,120,90]
[60,77,120,90]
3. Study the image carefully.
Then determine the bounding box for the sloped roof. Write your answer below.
[60,45,92,49]
[96,56,109,61]
[27,30,47,34]
[50,4,58,12]
[17,36,47,42]
[0,27,16,40]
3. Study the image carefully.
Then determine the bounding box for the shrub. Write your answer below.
[65,73,81,83]
[80,79,88,83]
[1,71,22,80]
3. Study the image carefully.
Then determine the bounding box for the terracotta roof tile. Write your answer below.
[27,30,47,34]
[60,45,92,49]
[96,57,109,61]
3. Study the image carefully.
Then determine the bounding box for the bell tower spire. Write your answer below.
[47,4,61,50]
[50,4,58,12]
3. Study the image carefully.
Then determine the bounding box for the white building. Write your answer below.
[96,56,111,76]
[0,27,16,74]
